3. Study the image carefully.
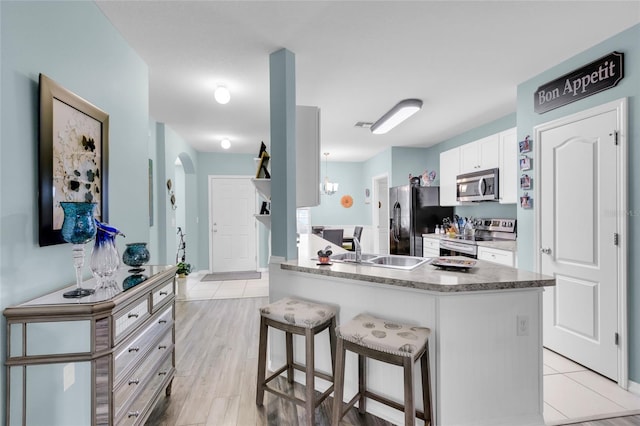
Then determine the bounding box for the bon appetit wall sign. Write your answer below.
[534,51,624,114]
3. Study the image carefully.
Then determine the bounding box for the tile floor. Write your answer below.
[178,271,640,425]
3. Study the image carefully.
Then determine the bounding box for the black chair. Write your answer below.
[342,226,363,251]
[321,229,344,247]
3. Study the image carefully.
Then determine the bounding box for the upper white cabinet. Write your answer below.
[439,147,460,206]
[498,127,518,204]
[459,133,500,174]
[296,105,320,208]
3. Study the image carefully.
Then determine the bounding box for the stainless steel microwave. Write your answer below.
[456,168,499,202]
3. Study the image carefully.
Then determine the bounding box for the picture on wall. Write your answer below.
[38,73,109,246]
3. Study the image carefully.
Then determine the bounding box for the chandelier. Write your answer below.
[321,152,339,195]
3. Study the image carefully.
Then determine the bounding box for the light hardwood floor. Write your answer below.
[145,297,640,426]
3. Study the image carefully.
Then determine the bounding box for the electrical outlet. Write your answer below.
[517,315,529,336]
[63,363,75,391]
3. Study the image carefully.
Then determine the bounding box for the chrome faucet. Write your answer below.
[353,236,362,263]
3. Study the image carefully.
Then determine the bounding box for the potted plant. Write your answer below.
[176,261,192,278]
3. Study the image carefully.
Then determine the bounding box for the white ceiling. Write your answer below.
[96,1,640,162]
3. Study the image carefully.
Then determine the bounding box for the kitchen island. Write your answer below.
[268,234,554,426]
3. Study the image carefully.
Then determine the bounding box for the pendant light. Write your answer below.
[321,152,339,195]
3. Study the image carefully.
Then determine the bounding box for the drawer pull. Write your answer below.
[128,346,140,353]
[127,411,140,418]
[158,345,167,350]
[159,370,168,376]
[158,319,167,324]
[159,291,168,296]
[128,379,140,386]
[128,313,139,319]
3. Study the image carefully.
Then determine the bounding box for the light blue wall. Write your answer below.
[516,24,640,381]
[310,161,368,225]
[390,146,430,187]
[0,1,149,421]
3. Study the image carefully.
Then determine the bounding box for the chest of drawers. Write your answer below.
[4,265,177,426]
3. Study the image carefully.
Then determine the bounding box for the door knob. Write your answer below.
[540,248,552,254]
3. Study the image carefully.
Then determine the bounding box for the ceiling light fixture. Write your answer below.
[370,98,423,134]
[221,138,231,149]
[214,85,231,104]
[321,152,339,196]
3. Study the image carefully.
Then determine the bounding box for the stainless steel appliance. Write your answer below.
[439,218,517,259]
[456,168,499,202]
[389,185,453,256]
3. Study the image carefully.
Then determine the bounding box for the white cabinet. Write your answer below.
[459,134,499,174]
[296,105,320,208]
[423,237,440,257]
[499,127,518,204]
[478,246,515,267]
[439,147,460,206]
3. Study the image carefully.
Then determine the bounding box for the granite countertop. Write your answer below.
[284,234,554,293]
[422,233,517,252]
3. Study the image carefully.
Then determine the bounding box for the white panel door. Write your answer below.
[209,177,257,272]
[539,109,618,380]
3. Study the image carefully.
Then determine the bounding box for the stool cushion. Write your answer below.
[260,297,337,329]
[337,313,430,358]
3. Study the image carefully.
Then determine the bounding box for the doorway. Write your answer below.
[208,176,258,273]
[372,174,389,255]
[534,98,628,385]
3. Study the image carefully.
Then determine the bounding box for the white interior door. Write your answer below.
[209,177,257,273]
[538,108,620,381]
[373,175,389,254]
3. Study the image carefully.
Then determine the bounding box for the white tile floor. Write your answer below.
[178,273,640,425]
[543,348,640,425]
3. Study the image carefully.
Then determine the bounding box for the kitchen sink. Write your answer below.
[331,253,428,270]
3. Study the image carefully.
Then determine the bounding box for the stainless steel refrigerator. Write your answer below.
[389,185,453,256]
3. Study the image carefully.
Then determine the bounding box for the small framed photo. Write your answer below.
[519,155,532,171]
[520,193,533,209]
[519,135,532,153]
[520,174,531,190]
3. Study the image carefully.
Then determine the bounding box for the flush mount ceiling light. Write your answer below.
[214,85,231,104]
[370,98,423,135]
[321,152,339,196]
[221,138,231,149]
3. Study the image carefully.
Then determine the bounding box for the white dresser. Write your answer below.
[4,265,176,426]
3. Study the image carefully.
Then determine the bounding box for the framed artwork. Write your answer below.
[519,155,532,171]
[149,159,154,226]
[520,193,533,209]
[520,174,532,190]
[519,135,532,153]
[38,74,109,246]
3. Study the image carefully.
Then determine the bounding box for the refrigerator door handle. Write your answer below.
[392,202,401,242]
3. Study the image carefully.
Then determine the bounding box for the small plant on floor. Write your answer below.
[176,261,192,278]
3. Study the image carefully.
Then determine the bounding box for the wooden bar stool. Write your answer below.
[331,313,433,426]
[256,297,338,426]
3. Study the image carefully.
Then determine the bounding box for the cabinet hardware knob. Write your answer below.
[128,313,139,319]
[159,319,167,324]
[158,345,167,350]
[127,411,140,418]
[160,291,168,296]
[128,347,140,353]
[159,371,168,376]
[128,379,140,385]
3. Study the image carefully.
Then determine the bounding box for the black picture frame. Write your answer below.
[38,74,109,246]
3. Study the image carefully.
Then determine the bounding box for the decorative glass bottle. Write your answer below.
[90,220,124,289]
[60,202,97,298]
[122,242,150,273]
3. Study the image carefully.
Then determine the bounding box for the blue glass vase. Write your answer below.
[90,220,124,290]
[60,202,97,298]
[123,242,150,273]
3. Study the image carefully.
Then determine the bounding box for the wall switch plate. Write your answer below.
[63,363,75,391]
[517,315,529,336]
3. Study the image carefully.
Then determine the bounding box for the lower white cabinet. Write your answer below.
[477,246,515,267]
[4,265,177,426]
[423,237,440,257]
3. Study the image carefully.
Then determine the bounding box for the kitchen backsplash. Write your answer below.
[453,203,517,221]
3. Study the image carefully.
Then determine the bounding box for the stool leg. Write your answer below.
[421,342,433,426]
[331,337,346,426]
[403,356,415,426]
[358,354,366,414]
[304,327,316,426]
[256,316,268,406]
[286,331,294,383]
[329,317,337,376]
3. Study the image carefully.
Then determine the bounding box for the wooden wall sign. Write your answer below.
[534,51,624,114]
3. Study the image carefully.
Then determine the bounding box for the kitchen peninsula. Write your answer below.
[269,234,554,426]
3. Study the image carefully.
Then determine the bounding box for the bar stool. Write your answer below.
[256,297,338,426]
[331,313,433,426]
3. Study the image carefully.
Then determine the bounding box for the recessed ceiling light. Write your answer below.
[214,85,231,104]
[221,138,231,149]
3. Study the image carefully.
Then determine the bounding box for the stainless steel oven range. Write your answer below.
[439,218,517,259]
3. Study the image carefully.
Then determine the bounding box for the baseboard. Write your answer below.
[257,267,268,273]
[628,379,640,396]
